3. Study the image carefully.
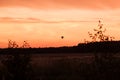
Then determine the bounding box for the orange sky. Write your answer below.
[0,0,120,48]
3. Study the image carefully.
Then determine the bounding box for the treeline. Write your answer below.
[0,41,120,54]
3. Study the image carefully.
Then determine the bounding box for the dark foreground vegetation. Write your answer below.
[0,41,120,80]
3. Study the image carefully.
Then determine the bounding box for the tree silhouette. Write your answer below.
[21,41,30,48]
[8,40,19,48]
[8,40,31,48]
[88,20,115,42]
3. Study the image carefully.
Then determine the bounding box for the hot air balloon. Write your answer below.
[61,36,64,39]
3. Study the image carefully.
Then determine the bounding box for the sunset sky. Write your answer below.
[0,0,120,48]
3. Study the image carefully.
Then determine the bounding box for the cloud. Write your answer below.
[0,17,40,23]
[0,17,92,23]
[0,0,120,10]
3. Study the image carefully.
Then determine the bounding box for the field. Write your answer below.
[0,52,120,80]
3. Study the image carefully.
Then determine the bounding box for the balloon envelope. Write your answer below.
[61,36,64,39]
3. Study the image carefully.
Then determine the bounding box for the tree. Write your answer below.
[8,40,19,48]
[88,20,114,42]
[21,41,30,48]
[8,40,31,48]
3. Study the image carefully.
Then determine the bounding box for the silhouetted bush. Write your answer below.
[1,53,33,80]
